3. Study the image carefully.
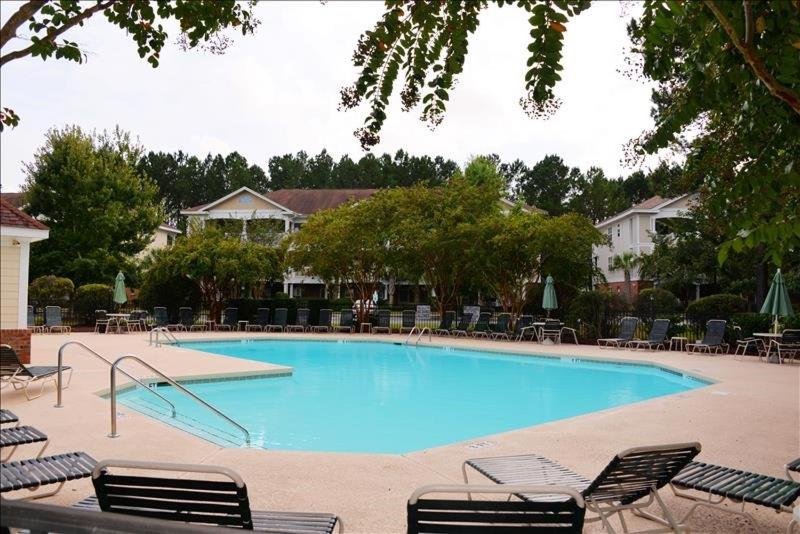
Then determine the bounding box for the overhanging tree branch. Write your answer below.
[704,0,800,116]
[0,0,114,67]
[0,0,46,50]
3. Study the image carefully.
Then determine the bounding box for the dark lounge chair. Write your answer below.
[0,409,19,425]
[627,318,671,351]
[217,308,238,331]
[372,310,391,334]
[1,451,97,500]
[463,442,701,534]
[27,306,45,334]
[400,310,416,334]
[490,313,512,340]
[767,328,800,364]
[0,344,72,401]
[1,424,49,462]
[471,312,493,339]
[335,309,354,333]
[287,308,310,332]
[686,319,728,354]
[247,308,270,331]
[311,309,332,333]
[74,459,341,533]
[407,484,585,534]
[153,307,169,329]
[267,308,288,332]
[451,314,472,337]
[178,307,203,331]
[669,457,800,529]
[45,306,71,333]
[433,311,455,336]
[597,316,638,348]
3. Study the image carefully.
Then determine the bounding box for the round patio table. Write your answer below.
[753,332,783,363]
[106,313,130,334]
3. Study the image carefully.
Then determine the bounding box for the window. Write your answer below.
[167,234,175,246]
[608,256,614,271]
[239,194,252,204]
[629,219,633,240]
[593,256,598,267]
[607,227,612,240]
[616,224,620,237]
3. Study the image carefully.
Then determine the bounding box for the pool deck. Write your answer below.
[2,331,798,533]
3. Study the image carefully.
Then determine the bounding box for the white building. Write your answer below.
[139,223,181,257]
[593,194,694,297]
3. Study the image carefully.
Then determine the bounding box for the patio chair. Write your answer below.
[93,309,110,334]
[311,308,332,333]
[490,313,512,340]
[75,459,341,533]
[451,314,472,337]
[514,315,535,341]
[218,308,238,331]
[335,309,354,333]
[0,344,72,401]
[1,451,97,500]
[372,309,391,334]
[27,306,44,334]
[1,424,49,462]
[247,308,270,331]
[597,316,638,348]
[686,319,728,355]
[463,442,701,534]
[400,309,416,334]
[540,318,564,344]
[768,329,800,364]
[122,310,143,333]
[433,311,455,336]
[153,307,169,329]
[176,307,200,331]
[266,307,288,332]
[669,457,800,530]
[732,325,767,360]
[407,484,585,534]
[471,312,493,339]
[627,319,671,351]
[45,306,71,333]
[287,308,310,332]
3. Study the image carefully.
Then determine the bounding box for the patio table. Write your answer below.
[532,321,564,344]
[106,313,130,334]
[754,332,783,363]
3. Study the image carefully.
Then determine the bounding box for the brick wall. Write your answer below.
[0,329,31,363]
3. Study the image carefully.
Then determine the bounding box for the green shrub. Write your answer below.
[784,315,800,330]
[28,275,74,307]
[566,289,627,340]
[273,291,290,299]
[685,294,747,320]
[330,298,354,311]
[636,287,682,314]
[73,284,113,323]
[731,312,773,337]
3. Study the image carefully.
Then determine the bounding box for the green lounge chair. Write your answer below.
[287,308,310,332]
[471,312,493,339]
[433,311,455,336]
[335,309,354,333]
[45,306,71,334]
[267,308,288,332]
[400,310,416,334]
[311,309,332,333]
[372,310,391,334]
[597,316,638,348]
[627,319,670,351]
[686,319,728,354]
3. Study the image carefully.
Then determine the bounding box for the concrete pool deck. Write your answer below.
[2,331,798,533]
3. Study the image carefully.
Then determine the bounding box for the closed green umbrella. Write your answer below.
[113,271,127,307]
[542,275,558,317]
[760,269,794,333]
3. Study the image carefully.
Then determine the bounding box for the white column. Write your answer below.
[241,219,248,241]
[17,240,30,329]
[284,218,291,233]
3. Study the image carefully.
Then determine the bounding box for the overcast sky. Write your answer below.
[0,1,661,192]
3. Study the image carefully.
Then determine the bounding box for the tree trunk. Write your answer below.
[755,258,768,309]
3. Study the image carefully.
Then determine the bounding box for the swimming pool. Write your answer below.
[118,340,708,453]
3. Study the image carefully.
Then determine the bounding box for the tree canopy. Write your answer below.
[24,126,163,286]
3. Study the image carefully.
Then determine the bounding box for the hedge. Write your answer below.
[685,293,747,321]
[636,287,682,314]
[73,284,113,324]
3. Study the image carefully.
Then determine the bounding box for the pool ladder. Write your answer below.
[149,327,179,347]
[404,326,431,346]
[54,341,250,447]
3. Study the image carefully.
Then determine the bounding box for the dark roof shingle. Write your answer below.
[0,192,25,208]
[265,189,378,215]
[0,198,48,230]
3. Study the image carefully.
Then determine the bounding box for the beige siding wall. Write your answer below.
[638,216,652,243]
[0,243,21,329]
[140,228,172,258]
[213,193,282,212]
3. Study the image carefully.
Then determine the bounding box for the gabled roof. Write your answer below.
[595,194,691,228]
[158,223,181,234]
[264,189,378,215]
[181,186,295,215]
[0,197,48,230]
[0,192,25,209]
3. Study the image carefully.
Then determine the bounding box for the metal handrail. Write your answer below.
[149,327,178,347]
[404,326,419,345]
[55,341,176,417]
[414,327,432,345]
[109,354,251,446]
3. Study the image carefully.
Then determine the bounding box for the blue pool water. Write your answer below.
[118,340,708,453]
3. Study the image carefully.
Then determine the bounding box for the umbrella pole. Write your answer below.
[773,315,779,334]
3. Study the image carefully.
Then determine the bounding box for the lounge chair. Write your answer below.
[433,311,455,336]
[787,458,800,481]
[267,307,288,332]
[27,306,44,334]
[463,442,701,534]
[335,309,354,333]
[669,457,800,530]
[400,310,416,334]
[1,451,97,500]
[1,409,19,425]
[514,315,535,341]
[74,459,341,533]
[408,484,585,534]
[768,329,800,364]
[153,307,169,329]
[311,308,332,333]
[246,308,270,331]
[45,306,71,333]
[93,309,110,333]
[597,316,638,348]
[287,308,310,332]
[372,309,391,334]
[1,424,49,462]
[470,312,493,339]
[490,313,511,340]
[178,306,203,331]
[686,319,728,354]
[451,314,472,337]
[627,318,671,351]
[0,344,72,401]
[217,307,238,331]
